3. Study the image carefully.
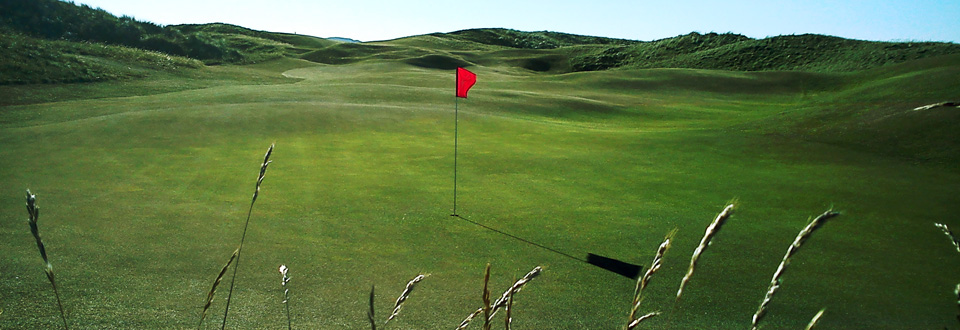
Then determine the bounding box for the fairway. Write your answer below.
[2,50,960,329]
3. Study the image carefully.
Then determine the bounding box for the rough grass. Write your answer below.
[0,32,202,84]
[1,50,959,329]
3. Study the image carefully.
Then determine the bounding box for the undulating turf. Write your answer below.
[1,48,959,330]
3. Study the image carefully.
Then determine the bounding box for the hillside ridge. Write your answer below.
[2,0,960,84]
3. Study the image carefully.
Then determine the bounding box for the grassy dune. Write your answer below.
[2,23,960,329]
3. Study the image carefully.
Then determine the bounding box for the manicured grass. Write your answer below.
[1,56,959,329]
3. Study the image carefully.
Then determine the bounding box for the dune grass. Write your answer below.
[1,51,959,329]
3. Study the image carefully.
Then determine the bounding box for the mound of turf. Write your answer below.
[0,31,202,84]
[3,54,960,329]
[755,53,960,164]
[380,30,960,73]
[300,43,438,65]
[629,33,960,72]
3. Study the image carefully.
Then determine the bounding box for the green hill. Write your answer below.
[391,30,960,73]
[0,0,334,65]
[624,32,960,72]
[0,31,203,85]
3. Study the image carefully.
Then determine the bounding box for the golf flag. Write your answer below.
[456,67,476,98]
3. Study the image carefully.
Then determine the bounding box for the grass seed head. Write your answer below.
[751,210,839,330]
[677,204,734,301]
[804,308,826,330]
[386,274,428,324]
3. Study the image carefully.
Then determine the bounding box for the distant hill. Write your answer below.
[441,28,638,49]
[3,0,960,84]
[618,32,960,72]
[374,29,960,73]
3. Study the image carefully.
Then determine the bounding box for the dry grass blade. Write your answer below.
[278,265,291,330]
[221,143,274,329]
[26,190,68,330]
[385,274,428,324]
[804,308,826,330]
[934,223,960,253]
[677,204,734,301]
[368,285,377,330]
[198,249,238,329]
[751,210,840,330]
[627,311,660,330]
[631,232,673,323]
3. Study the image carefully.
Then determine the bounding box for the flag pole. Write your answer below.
[452,70,459,217]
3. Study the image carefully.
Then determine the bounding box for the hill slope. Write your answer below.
[0,0,335,65]
[364,29,960,73]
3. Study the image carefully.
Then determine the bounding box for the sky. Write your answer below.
[69,0,960,43]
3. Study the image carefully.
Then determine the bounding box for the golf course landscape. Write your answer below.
[2,1,960,329]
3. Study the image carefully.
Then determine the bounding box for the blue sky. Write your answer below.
[70,0,960,43]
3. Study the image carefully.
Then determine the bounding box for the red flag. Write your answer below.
[456,67,476,98]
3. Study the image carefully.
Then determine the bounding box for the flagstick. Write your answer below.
[452,93,459,217]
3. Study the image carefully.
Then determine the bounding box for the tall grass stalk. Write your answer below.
[804,308,826,330]
[385,274,427,325]
[278,265,291,330]
[629,232,673,328]
[750,210,840,330]
[676,204,734,301]
[221,143,274,329]
[25,190,68,330]
[198,248,238,329]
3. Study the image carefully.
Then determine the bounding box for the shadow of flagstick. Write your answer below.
[451,214,643,279]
